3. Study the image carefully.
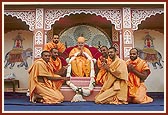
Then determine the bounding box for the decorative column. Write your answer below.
[33,8,45,60]
[121,8,134,61]
[111,25,120,57]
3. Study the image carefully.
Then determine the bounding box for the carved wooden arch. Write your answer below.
[131,8,164,30]
[4,10,36,31]
[44,8,164,31]
[44,9,122,31]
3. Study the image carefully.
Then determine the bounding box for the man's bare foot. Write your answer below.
[32,94,37,103]
[32,93,43,103]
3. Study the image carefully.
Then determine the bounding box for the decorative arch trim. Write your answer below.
[131,8,164,30]
[4,8,164,32]
[4,10,36,31]
[44,9,122,31]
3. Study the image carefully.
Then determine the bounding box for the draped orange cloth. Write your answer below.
[28,59,64,104]
[96,58,108,85]
[126,57,153,104]
[95,56,128,104]
[49,57,65,89]
[50,57,62,73]
[43,41,66,53]
[69,47,93,77]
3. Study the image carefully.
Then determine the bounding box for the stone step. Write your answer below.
[61,86,101,101]
[61,77,101,101]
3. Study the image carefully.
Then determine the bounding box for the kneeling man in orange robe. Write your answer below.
[95,47,128,104]
[126,48,153,104]
[28,50,69,104]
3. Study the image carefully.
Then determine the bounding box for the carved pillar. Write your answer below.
[121,8,134,61]
[111,25,120,57]
[33,8,45,60]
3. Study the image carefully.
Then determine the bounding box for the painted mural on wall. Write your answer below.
[4,33,33,70]
[138,33,164,69]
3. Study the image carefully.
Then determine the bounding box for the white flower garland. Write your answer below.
[66,52,96,101]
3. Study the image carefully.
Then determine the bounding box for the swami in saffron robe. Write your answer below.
[96,57,108,85]
[43,41,66,53]
[69,47,93,77]
[49,57,66,89]
[126,57,153,104]
[95,56,128,104]
[28,58,64,104]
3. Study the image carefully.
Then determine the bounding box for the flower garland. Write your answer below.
[66,52,96,101]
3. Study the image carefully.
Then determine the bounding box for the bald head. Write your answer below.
[77,37,86,49]
[77,37,85,43]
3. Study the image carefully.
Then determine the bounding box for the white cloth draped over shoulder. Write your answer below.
[66,51,96,102]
